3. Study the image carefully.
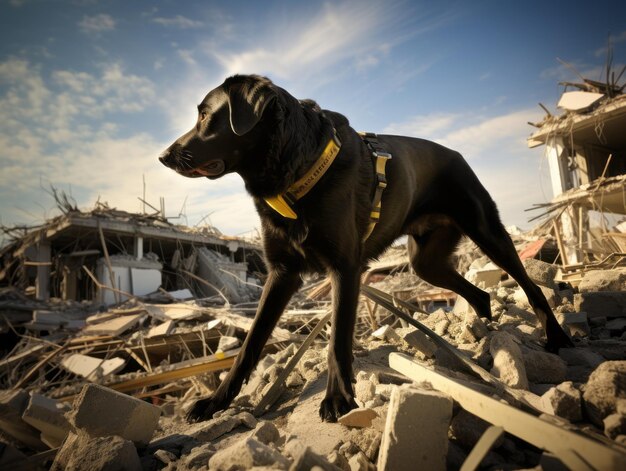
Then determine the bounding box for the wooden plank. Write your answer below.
[390,353,626,471]
[253,312,331,416]
[460,426,505,471]
[13,344,67,389]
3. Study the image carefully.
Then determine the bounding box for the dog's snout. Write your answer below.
[159,146,179,168]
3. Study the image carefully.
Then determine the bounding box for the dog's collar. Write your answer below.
[359,132,391,241]
[264,130,342,219]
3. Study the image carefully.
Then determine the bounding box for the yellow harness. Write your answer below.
[264,130,391,240]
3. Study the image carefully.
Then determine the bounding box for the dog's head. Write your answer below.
[159,75,278,179]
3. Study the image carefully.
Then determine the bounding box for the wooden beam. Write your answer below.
[253,312,331,416]
[390,353,626,471]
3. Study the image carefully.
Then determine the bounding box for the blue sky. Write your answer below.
[1,0,625,240]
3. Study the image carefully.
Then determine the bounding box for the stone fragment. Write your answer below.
[434,319,450,336]
[252,421,280,444]
[327,450,351,471]
[21,393,70,448]
[348,427,382,462]
[402,329,437,357]
[540,381,582,422]
[0,389,46,451]
[68,384,161,446]
[237,411,257,429]
[578,269,626,292]
[465,266,502,288]
[377,385,452,471]
[154,449,177,464]
[285,439,341,471]
[522,258,557,288]
[187,414,241,442]
[337,408,378,428]
[489,332,529,389]
[51,432,141,471]
[583,361,626,427]
[355,380,376,405]
[178,443,216,470]
[349,451,373,471]
[523,349,567,384]
[208,437,290,470]
[371,325,401,342]
[604,414,626,439]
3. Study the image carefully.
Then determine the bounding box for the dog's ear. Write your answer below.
[227,78,276,136]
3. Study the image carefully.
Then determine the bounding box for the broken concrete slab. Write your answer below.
[583,361,626,427]
[540,381,582,422]
[208,437,290,470]
[21,393,70,448]
[0,389,47,451]
[371,325,401,342]
[377,384,452,471]
[251,421,280,445]
[337,408,378,428]
[489,331,529,389]
[284,438,341,470]
[145,320,174,338]
[60,353,126,380]
[402,329,438,357]
[217,335,240,352]
[523,349,567,384]
[69,383,161,446]
[78,313,143,337]
[557,311,590,337]
[51,432,141,471]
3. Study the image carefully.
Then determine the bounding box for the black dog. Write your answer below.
[160,75,573,422]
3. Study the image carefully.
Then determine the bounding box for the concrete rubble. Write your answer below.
[1,205,626,469]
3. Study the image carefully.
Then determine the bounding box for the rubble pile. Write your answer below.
[1,222,626,469]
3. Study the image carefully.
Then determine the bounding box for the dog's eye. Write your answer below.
[200,111,207,121]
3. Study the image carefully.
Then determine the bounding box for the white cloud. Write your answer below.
[153,15,203,29]
[79,14,116,34]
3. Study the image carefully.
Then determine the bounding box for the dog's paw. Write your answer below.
[318,395,358,423]
[185,396,226,423]
[545,324,575,353]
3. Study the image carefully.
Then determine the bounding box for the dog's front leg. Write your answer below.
[187,269,302,422]
[319,266,361,422]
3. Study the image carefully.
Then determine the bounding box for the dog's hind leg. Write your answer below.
[319,264,361,422]
[186,268,303,422]
[407,224,492,320]
[454,199,573,352]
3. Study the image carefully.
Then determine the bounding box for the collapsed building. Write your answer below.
[2,67,626,470]
[527,67,626,269]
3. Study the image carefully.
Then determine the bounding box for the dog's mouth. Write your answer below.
[181,159,226,179]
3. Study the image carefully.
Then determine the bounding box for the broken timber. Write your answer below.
[390,352,626,471]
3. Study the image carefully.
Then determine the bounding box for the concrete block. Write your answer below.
[522,258,557,288]
[187,414,241,442]
[145,320,174,338]
[583,361,626,427]
[209,437,290,470]
[377,385,452,471]
[349,451,373,471]
[69,384,161,446]
[0,389,46,451]
[540,381,582,422]
[465,267,502,288]
[337,408,378,428]
[402,329,437,357]
[60,353,126,380]
[558,348,604,368]
[523,349,567,384]
[574,292,626,318]
[604,413,626,439]
[252,421,280,444]
[489,332,529,389]
[51,432,141,471]
[22,393,70,448]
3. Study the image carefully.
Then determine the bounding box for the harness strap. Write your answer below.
[359,132,391,240]
[264,130,342,219]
